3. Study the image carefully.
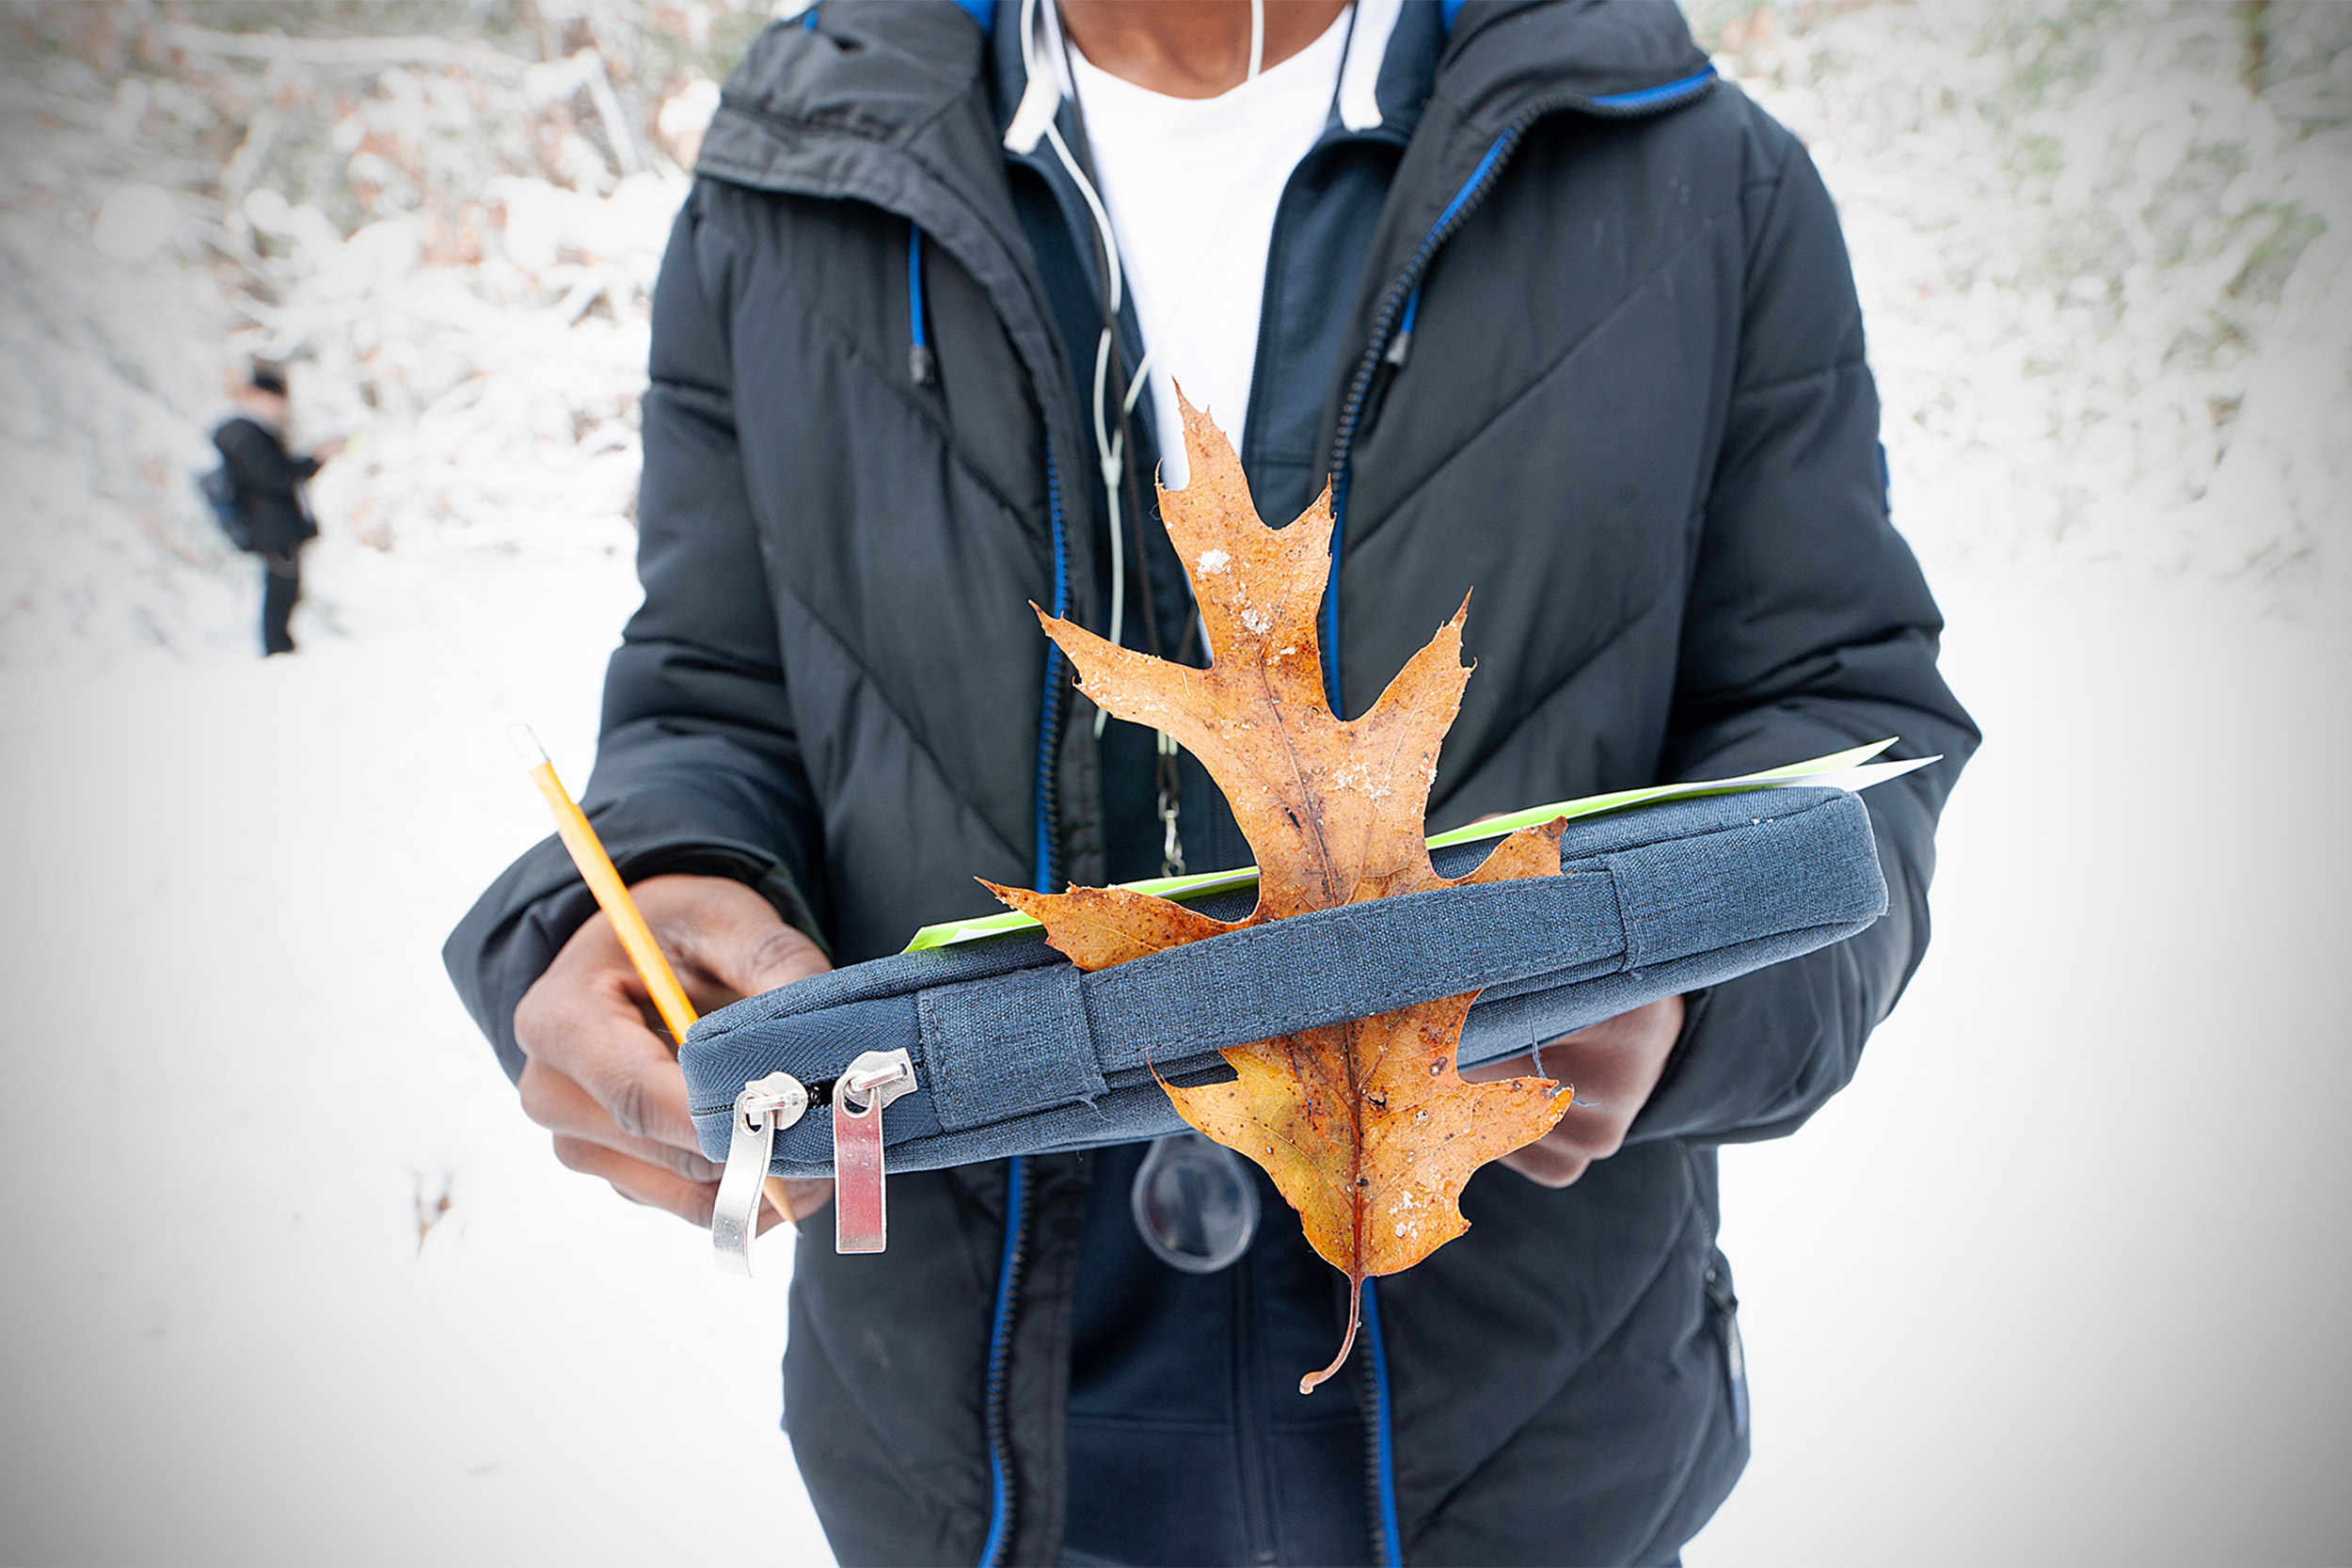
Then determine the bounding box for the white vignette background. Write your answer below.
[0,2,2347,1563]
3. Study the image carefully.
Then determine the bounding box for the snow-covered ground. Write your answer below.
[6,526,2343,1566]
[1688,562,2352,1565]
[3,2,2349,1563]
[0,541,836,1564]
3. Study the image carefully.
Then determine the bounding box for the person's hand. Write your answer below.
[512,873,834,1228]
[1460,994,1684,1188]
[311,436,348,463]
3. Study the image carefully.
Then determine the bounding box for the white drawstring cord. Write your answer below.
[1008,0,1150,734]
[1009,0,1264,755]
[1093,342,1155,736]
[1092,328,1123,692]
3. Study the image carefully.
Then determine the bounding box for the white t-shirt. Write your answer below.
[1065,5,1390,488]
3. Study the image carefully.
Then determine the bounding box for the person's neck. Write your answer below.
[1057,0,1351,99]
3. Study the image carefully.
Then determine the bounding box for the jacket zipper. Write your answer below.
[1033,449,1071,894]
[978,1154,1031,1568]
[1232,1252,1280,1564]
[1325,68,1721,1549]
[1357,1275,1403,1568]
[991,450,1060,1566]
[998,463,1060,1568]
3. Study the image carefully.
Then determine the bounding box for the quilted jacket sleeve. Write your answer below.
[443,192,828,1083]
[1632,129,1980,1147]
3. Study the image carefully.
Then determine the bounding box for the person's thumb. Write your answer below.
[684,891,830,999]
[728,919,830,996]
[643,876,831,1008]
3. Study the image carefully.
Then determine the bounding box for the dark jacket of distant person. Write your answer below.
[445,1,1980,1563]
[211,417,319,557]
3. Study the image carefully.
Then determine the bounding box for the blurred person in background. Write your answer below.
[212,362,342,657]
[448,1,1977,1563]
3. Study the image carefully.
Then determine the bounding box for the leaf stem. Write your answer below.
[1303,1276,1363,1394]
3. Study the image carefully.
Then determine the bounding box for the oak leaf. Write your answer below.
[986,391,1569,1391]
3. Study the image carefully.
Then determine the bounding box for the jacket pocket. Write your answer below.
[1702,1253,1749,1438]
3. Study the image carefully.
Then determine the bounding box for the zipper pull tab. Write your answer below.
[1155,729,1186,879]
[712,1071,809,1277]
[833,1048,917,1255]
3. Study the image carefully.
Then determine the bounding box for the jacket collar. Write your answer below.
[692,0,1716,544]
[1435,0,1714,134]
[985,0,1439,151]
[706,0,1711,175]
[695,0,1099,592]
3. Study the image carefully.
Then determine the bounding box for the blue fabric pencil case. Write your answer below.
[680,785,1888,1179]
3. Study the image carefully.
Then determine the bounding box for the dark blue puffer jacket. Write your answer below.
[447,2,1979,1561]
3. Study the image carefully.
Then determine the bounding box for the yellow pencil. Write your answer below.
[513,725,797,1228]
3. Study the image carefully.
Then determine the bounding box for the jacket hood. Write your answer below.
[705,3,985,156]
[1438,1,1712,128]
[701,0,1711,175]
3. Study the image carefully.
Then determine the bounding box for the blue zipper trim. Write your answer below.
[1586,66,1718,114]
[908,225,937,385]
[1362,1277,1404,1567]
[909,226,928,352]
[1031,448,1068,894]
[1032,647,1065,888]
[977,1153,1029,1568]
[1382,286,1425,372]
[980,434,1069,1568]
[1320,466,1349,713]
[1432,134,1518,235]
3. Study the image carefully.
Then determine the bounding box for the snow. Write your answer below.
[1686,562,2352,1565]
[2,2,2348,1561]
[1681,6,2352,1556]
[0,550,831,1564]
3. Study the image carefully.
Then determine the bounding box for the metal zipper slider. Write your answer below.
[833,1048,917,1255]
[1155,728,1186,878]
[712,1071,809,1276]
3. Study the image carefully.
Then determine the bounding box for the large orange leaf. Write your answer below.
[986,392,1569,1392]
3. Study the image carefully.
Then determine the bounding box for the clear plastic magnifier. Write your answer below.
[1130,1132,1259,1274]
